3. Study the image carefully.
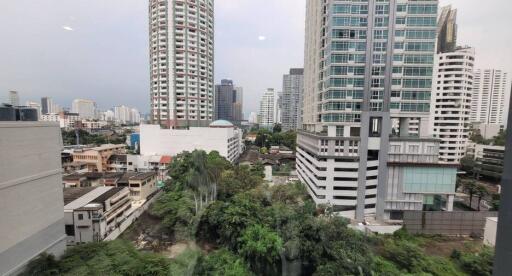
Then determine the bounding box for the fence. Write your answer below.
[403,211,498,236]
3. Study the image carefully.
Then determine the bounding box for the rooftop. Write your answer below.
[209,120,234,128]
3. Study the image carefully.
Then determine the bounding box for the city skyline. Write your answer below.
[0,0,511,117]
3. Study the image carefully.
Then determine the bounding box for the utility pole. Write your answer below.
[493,85,512,275]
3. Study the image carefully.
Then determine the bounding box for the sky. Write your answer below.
[0,0,511,117]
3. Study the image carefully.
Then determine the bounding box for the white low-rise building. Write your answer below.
[63,186,131,245]
[140,120,244,162]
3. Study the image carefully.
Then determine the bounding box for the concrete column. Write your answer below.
[447,195,454,212]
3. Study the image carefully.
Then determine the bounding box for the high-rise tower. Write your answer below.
[471,69,509,125]
[298,0,455,221]
[281,68,304,131]
[149,0,214,128]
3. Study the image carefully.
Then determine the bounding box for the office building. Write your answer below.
[248,112,258,124]
[436,5,457,54]
[471,69,509,125]
[113,105,141,124]
[8,91,19,106]
[72,99,97,119]
[431,47,475,164]
[0,122,66,275]
[41,97,54,114]
[258,88,279,129]
[472,144,505,181]
[281,68,304,131]
[63,187,132,245]
[149,0,214,128]
[297,0,456,221]
[140,120,243,163]
[215,79,244,124]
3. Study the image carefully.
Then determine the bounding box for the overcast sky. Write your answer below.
[0,0,510,117]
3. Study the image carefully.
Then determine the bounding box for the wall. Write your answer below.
[0,122,66,275]
[403,211,498,236]
[140,124,233,158]
[484,217,498,246]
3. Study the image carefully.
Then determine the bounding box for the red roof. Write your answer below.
[160,156,172,164]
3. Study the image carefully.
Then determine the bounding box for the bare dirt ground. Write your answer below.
[421,236,482,257]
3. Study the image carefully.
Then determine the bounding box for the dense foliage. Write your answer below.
[61,129,127,146]
[253,128,297,150]
[25,150,495,275]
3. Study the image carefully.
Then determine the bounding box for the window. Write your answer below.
[370,117,382,137]
[336,126,344,137]
[397,4,407,12]
[408,145,420,153]
[65,225,75,236]
[373,42,387,52]
[373,30,388,39]
[375,4,389,15]
[392,67,403,74]
[396,17,406,25]
[395,30,405,37]
[394,42,404,50]
[406,17,437,27]
[78,214,84,220]
[374,17,389,27]
[391,145,401,153]
[393,54,404,62]
[373,54,386,64]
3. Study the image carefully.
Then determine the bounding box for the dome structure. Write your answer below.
[209,120,234,128]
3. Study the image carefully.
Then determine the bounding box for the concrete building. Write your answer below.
[297,0,453,221]
[140,120,243,163]
[72,99,97,119]
[63,187,131,245]
[72,144,126,172]
[473,144,505,180]
[25,101,42,120]
[281,68,304,131]
[116,172,158,201]
[215,79,244,124]
[113,105,141,124]
[471,69,509,125]
[0,122,66,275]
[149,0,214,128]
[258,88,279,129]
[430,47,475,164]
[7,91,19,106]
[41,97,53,114]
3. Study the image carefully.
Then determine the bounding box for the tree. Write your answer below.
[273,123,282,133]
[463,180,478,209]
[460,157,476,175]
[238,224,283,275]
[20,253,60,276]
[476,184,489,211]
[150,190,197,240]
[194,249,251,276]
[492,129,507,146]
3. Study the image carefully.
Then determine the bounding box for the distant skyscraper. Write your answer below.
[281,68,304,131]
[8,91,19,106]
[71,99,96,119]
[248,112,258,124]
[214,79,243,124]
[431,47,475,164]
[149,0,214,128]
[471,69,509,125]
[259,88,278,129]
[41,97,53,114]
[437,5,457,53]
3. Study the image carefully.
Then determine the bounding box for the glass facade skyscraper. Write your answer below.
[297,0,455,221]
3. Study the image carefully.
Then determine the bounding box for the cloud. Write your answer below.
[258,35,266,41]
[62,26,73,31]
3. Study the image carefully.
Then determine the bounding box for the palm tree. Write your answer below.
[476,184,489,211]
[463,180,478,209]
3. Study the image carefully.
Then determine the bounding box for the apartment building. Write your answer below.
[431,47,475,164]
[297,0,455,221]
[72,99,97,120]
[0,122,66,275]
[72,144,126,172]
[63,187,131,245]
[149,0,214,128]
[281,68,304,131]
[259,88,279,129]
[471,69,509,125]
[215,79,244,124]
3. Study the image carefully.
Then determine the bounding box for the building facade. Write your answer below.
[297,0,452,221]
[63,187,132,245]
[72,99,97,119]
[281,68,304,131]
[72,144,126,172]
[258,88,278,129]
[215,79,243,124]
[471,69,509,125]
[430,47,475,164]
[7,91,20,106]
[41,97,53,114]
[436,5,457,53]
[140,120,243,163]
[149,0,214,128]
[0,122,66,275]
